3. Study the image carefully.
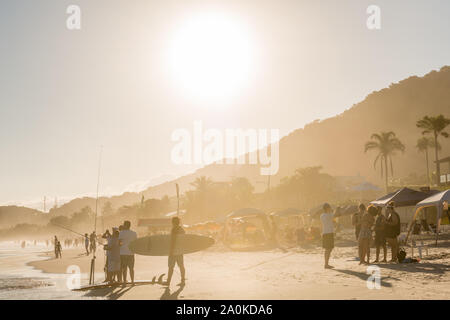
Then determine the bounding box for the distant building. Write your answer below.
[436,156,450,185]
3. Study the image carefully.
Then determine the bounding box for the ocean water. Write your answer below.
[0,241,93,300]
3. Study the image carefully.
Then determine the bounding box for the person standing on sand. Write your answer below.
[320,203,337,269]
[373,206,387,263]
[54,236,59,258]
[119,220,137,283]
[385,201,401,263]
[55,240,62,259]
[89,231,97,253]
[352,204,365,240]
[358,206,376,265]
[84,233,90,255]
[165,217,186,286]
[104,228,121,283]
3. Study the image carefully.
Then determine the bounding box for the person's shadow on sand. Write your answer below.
[376,261,450,276]
[332,268,396,288]
[83,285,134,300]
[160,284,185,300]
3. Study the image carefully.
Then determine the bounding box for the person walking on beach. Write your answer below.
[385,201,401,263]
[320,203,337,269]
[84,233,90,255]
[373,206,387,263]
[119,220,137,283]
[165,217,186,286]
[358,206,376,265]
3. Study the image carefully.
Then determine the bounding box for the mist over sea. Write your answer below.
[0,241,87,299]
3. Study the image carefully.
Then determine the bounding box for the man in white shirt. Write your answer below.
[320,203,336,269]
[119,220,137,283]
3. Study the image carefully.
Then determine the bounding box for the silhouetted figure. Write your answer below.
[89,231,97,253]
[165,217,186,286]
[119,221,137,283]
[55,240,62,259]
[385,201,401,263]
[84,233,90,255]
[320,203,338,269]
[105,228,121,283]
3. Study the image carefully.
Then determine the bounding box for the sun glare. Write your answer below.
[168,12,255,102]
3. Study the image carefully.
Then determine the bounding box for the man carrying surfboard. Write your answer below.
[165,217,186,286]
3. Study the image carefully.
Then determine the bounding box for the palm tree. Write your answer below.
[190,176,214,220]
[416,137,441,187]
[416,115,450,185]
[364,131,405,192]
[191,176,214,193]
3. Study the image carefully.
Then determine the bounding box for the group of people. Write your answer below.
[320,201,401,269]
[353,202,401,264]
[101,220,137,284]
[101,217,186,286]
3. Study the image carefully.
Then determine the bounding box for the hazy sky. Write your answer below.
[1,0,450,208]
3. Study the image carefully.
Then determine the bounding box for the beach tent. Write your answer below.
[370,187,438,207]
[370,187,440,224]
[408,189,450,245]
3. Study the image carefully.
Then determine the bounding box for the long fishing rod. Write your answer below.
[51,222,86,238]
[51,222,105,245]
[94,145,103,234]
[90,145,103,285]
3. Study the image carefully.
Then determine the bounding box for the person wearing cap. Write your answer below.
[385,201,401,263]
[320,203,339,269]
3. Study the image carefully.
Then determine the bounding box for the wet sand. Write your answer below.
[25,231,450,300]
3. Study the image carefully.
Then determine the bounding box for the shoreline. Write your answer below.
[7,233,450,300]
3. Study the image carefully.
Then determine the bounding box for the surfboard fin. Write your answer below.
[151,276,156,284]
[157,273,165,284]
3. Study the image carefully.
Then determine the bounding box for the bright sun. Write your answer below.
[168,12,255,102]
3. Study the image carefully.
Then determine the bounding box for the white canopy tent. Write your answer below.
[407,189,450,245]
